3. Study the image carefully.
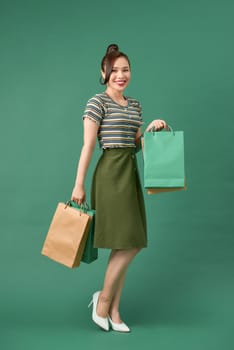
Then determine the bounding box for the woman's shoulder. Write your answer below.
[86,93,109,109]
[87,93,104,102]
[84,93,108,114]
[126,96,142,109]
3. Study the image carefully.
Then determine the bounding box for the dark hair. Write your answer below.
[100,44,130,85]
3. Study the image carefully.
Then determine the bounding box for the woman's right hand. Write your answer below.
[71,184,86,205]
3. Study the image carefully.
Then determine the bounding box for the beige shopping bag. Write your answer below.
[41,202,91,268]
[146,185,186,194]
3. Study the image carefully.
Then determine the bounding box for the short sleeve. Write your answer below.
[138,102,143,124]
[83,95,104,125]
[130,99,143,127]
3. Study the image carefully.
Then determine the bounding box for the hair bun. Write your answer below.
[106,44,119,55]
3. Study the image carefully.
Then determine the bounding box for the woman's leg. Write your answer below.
[96,248,140,321]
[109,270,127,323]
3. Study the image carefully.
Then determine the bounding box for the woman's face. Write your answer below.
[103,56,131,93]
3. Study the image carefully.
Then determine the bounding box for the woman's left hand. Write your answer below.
[145,119,167,132]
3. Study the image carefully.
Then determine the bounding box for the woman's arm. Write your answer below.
[71,118,99,205]
[135,127,143,152]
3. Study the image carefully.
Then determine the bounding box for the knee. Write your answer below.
[111,247,141,261]
[136,247,142,254]
[130,247,141,257]
[114,248,141,254]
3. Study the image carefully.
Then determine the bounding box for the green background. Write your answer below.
[1,0,234,349]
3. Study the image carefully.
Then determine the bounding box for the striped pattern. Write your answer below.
[83,93,143,149]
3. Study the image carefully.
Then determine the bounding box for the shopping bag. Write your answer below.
[41,202,92,268]
[70,201,98,264]
[142,127,186,194]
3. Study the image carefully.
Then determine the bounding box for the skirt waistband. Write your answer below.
[102,147,136,155]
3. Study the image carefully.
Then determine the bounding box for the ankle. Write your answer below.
[109,310,122,324]
[97,292,111,318]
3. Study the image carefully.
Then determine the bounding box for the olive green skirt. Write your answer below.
[91,148,147,249]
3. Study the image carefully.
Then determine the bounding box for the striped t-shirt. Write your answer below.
[83,93,143,149]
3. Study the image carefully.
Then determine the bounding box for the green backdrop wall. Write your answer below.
[1,0,234,349]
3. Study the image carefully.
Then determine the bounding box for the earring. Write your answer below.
[99,76,105,85]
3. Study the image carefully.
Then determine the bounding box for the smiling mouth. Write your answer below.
[115,80,126,85]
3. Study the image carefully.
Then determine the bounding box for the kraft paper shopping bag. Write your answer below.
[41,202,91,268]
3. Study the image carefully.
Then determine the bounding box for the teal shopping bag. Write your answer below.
[143,128,186,193]
[70,201,98,263]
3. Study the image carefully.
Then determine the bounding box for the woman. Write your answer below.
[71,44,167,332]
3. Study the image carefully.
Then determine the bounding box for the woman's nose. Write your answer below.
[117,70,124,78]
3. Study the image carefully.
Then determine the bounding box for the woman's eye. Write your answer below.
[111,68,129,73]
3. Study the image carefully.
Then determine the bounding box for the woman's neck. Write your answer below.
[105,88,127,106]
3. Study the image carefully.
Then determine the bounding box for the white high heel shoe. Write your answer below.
[88,291,109,331]
[108,316,130,333]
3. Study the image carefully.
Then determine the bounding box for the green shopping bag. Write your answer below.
[143,127,186,193]
[70,201,98,263]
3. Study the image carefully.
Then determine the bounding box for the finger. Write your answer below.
[145,125,153,132]
[158,120,164,126]
[156,122,165,130]
[72,197,80,204]
[78,198,85,206]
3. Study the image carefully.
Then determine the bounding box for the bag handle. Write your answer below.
[65,200,90,213]
[150,125,173,132]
